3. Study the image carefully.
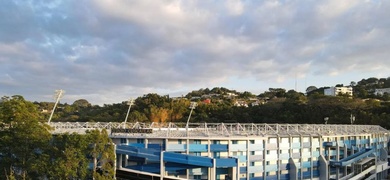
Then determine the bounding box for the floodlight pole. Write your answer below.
[123,98,134,128]
[186,102,197,136]
[48,89,64,124]
[324,117,329,125]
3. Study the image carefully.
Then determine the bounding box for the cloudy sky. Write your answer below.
[1,0,390,105]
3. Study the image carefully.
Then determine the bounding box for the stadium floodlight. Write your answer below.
[350,114,356,124]
[123,98,134,128]
[324,117,329,124]
[186,102,198,136]
[47,89,65,124]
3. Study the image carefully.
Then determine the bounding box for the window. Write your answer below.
[137,139,144,143]
[214,152,220,158]
[232,140,238,144]
[193,175,201,179]
[178,139,182,144]
[120,138,127,144]
[269,138,277,143]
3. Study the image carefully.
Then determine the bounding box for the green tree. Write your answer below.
[73,99,91,108]
[0,95,52,180]
[46,133,89,179]
[86,129,115,179]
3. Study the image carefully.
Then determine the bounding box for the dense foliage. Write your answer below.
[0,96,115,180]
[35,77,390,129]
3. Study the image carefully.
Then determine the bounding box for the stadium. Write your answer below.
[51,122,390,180]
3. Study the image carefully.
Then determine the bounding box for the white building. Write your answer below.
[375,88,390,96]
[324,86,353,96]
[50,122,390,180]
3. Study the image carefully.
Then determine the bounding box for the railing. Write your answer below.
[48,122,390,137]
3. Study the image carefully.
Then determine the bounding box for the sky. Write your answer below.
[1,0,390,105]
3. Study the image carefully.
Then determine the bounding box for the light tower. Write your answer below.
[123,98,134,128]
[186,102,198,136]
[350,114,355,124]
[324,117,329,124]
[47,89,64,124]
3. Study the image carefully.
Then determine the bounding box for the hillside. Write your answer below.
[30,77,390,129]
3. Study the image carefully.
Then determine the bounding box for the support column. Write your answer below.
[144,138,148,165]
[344,145,348,176]
[114,144,117,179]
[187,138,190,180]
[144,138,148,148]
[319,155,328,180]
[236,158,240,180]
[277,136,280,180]
[264,138,268,180]
[160,151,165,180]
[209,139,213,180]
[288,158,297,180]
[336,137,340,179]
[124,155,128,167]
[247,139,250,180]
[299,135,303,180]
[310,135,314,180]
[232,165,237,180]
[210,158,216,180]
[118,154,122,169]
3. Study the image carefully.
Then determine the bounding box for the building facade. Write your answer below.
[101,122,389,180]
[375,88,390,96]
[324,87,353,96]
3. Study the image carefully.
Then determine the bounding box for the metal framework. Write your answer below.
[49,122,389,138]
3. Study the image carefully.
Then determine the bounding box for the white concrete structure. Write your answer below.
[50,122,390,180]
[375,88,390,96]
[324,87,353,96]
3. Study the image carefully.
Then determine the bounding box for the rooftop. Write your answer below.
[49,122,389,138]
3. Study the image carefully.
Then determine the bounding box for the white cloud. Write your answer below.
[1,0,390,104]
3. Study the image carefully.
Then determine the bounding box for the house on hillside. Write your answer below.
[234,100,248,107]
[224,92,238,99]
[324,86,353,96]
[374,88,390,96]
[202,99,211,104]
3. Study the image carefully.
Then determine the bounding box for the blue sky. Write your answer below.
[1,0,390,105]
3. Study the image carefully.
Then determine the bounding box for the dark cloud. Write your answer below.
[1,0,390,104]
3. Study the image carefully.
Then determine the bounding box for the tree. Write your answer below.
[306,86,317,93]
[86,129,115,179]
[0,95,52,180]
[239,91,255,99]
[73,99,91,108]
[46,133,89,179]
[146,105,170,123]
[170,98,190,122]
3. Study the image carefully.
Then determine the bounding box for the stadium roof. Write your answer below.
[49,122,389,138]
